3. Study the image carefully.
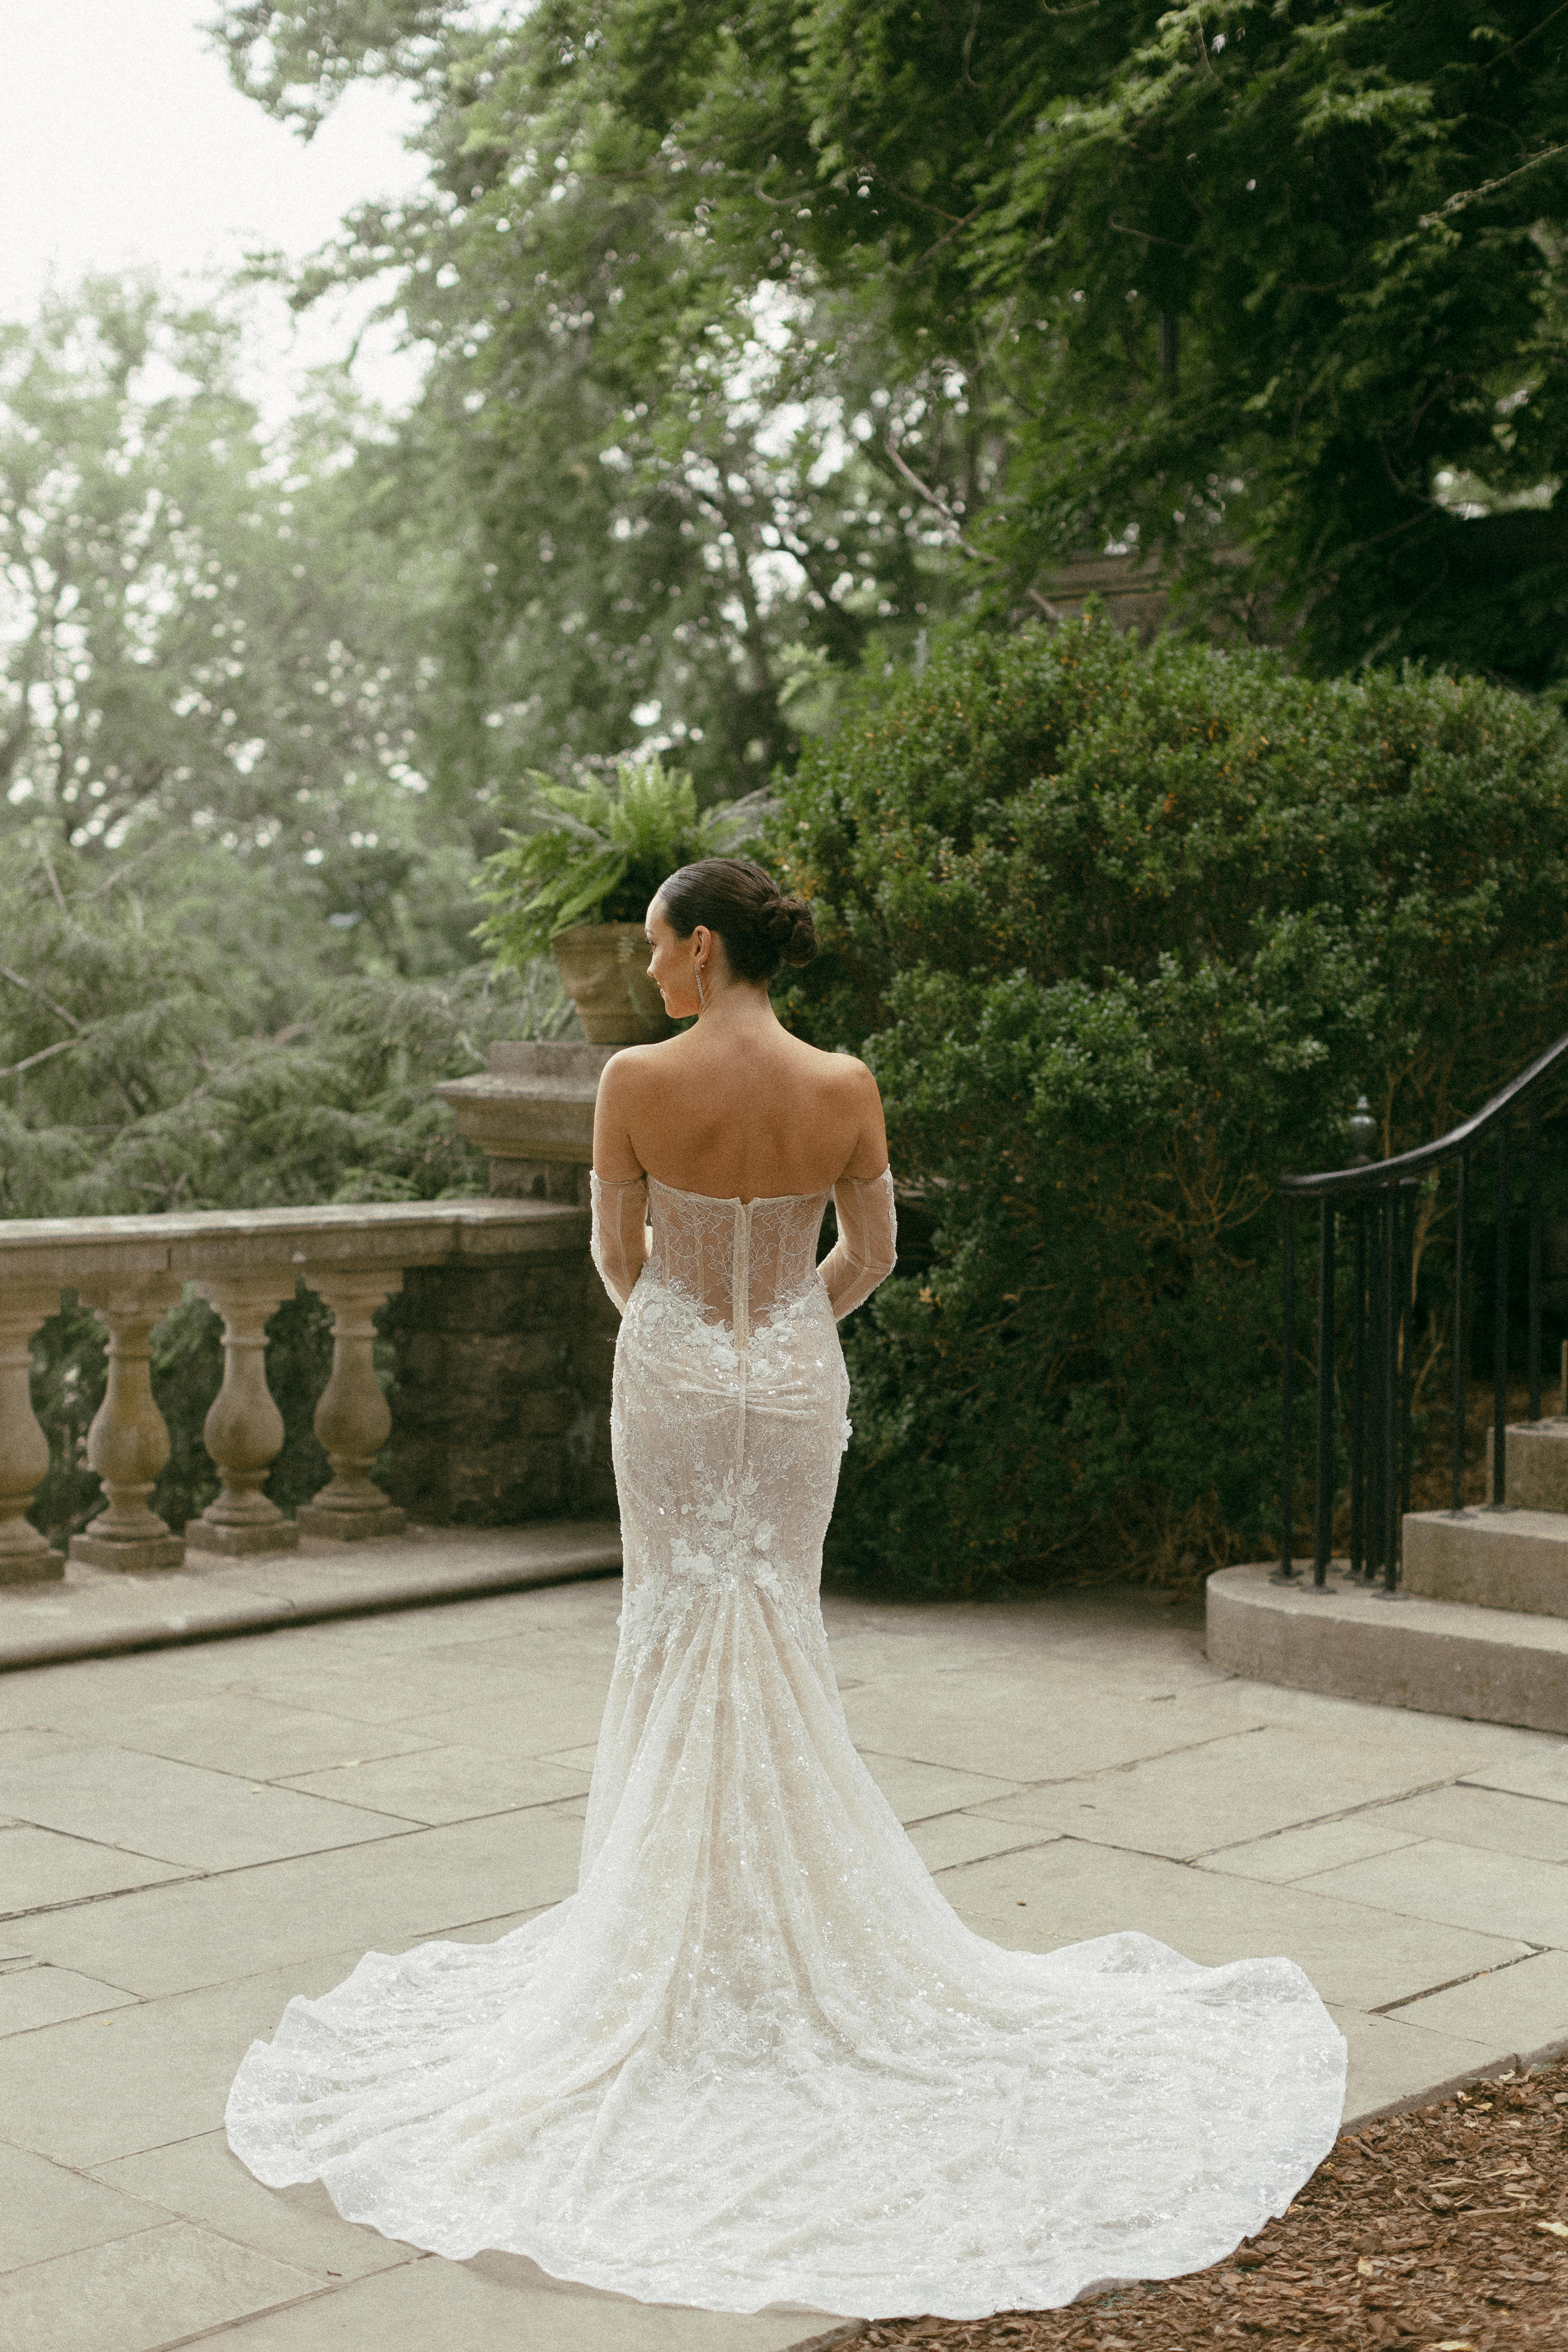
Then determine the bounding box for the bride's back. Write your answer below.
[599,1016,884,1202]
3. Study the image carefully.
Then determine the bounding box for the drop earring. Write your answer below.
[695,960,707,1009]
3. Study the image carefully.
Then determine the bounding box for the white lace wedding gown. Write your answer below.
[226,1169,1346,2321]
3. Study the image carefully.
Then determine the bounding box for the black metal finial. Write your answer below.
[1348,1094,1378,1166]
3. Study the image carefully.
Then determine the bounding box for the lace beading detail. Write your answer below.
[616,1464,820,1669]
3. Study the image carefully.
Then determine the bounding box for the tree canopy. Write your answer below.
[0,281,563,1219]
[217,0,1568,709]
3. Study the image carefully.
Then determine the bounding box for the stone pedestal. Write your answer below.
[436,1041,616,1205]
[384,1246,619,1528]
[422,1042,621,1527]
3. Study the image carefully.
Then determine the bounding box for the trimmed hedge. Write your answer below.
[774,618,1568,1595]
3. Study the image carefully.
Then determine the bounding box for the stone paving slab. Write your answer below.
[1,1573,1567,2349]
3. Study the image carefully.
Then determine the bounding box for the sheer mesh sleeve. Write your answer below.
[590,1172,649,1312]
[819,1168,898,1321]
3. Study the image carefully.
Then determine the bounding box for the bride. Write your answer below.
[227,855,1346,2321]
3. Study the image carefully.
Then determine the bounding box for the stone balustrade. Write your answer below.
[0,1198,616,1586]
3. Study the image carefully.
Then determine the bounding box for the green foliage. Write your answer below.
[221,1,1568,696]
[473,754,769,967]
[0,826,574,1219]
[773,616,1568,1594]
[601,0,1568,686]
[0,278,588,1550]
[0,278,471,853]
[212,3,988,789]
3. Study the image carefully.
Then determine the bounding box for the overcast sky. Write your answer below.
[0,1,434,423]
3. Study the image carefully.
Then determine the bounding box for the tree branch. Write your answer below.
[1419,142,1568,227]
[882,441,1062,618]
[0,965,82,1030]
[0,1034,84,1080]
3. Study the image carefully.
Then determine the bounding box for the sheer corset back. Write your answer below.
[646,1178,828,1338]
[590,1166,897,1327]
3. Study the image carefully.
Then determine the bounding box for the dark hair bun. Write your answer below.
[657,856,818,984]
[764,894,817,967]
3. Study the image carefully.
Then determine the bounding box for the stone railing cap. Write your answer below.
[0,1197,588,1285]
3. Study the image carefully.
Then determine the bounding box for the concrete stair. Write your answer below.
[1208,1419,1568,1731]
[1486,1414,1568,1512]
[1404,1503,1568,1616]
[1402,1418,1568,1616]
[1206,1561,1568,1735]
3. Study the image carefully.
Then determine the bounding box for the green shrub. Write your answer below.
[774,617,1568,1595]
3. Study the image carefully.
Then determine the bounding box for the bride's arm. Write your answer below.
[820,1168,898,1319]
[818,1056,896,1318]
[590,1173,649,1312]
[591,1050,649,1312]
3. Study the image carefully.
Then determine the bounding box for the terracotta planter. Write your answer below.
[552,922,675,1045]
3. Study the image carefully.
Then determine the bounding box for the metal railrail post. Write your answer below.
[1529,1095,1543,1425]
[1452,1151,1468,1514]
[1383,1190,1400,1590]
[1314,1201,1335,1587]
[1279,1198,1297,1581]
[1492,1121,1510,1507]
[1368,1192,1387,1578]
[1351,1202,1367,1580]
[1399,1183,1416,1525]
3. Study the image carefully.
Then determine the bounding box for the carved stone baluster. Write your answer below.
[295,1269,407,1541]
[185,1276,300,1555]
[70,1276,185,1571]
[0,1282,66,1584]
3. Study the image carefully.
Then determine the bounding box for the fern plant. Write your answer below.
[473,754,771,973]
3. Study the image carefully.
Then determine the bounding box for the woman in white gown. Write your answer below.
[227,857,1346,2321]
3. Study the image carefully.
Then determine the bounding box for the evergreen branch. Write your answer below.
[1419,142,1568,226]
[0,965,82,1030]
[0,1035,85,1081]
[75,830,189,904]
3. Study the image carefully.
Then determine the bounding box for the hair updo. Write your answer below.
[655,856,817,985]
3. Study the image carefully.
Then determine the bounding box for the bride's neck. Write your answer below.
[695,982,777,1033]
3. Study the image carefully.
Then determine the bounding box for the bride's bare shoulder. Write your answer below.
[789,1034,880,1098]
[597,1038,686,1095]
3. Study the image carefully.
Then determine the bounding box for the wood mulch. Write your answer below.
[849,2054,1568,2350]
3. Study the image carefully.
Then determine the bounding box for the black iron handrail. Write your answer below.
[1279,1029,1568,1200]
[1276,1029,1568,1593]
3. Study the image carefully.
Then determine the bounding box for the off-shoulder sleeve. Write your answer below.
[590,1172,649,1313]
[819,1167,898,1321]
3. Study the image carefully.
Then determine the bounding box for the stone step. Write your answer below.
[1403,1503,1568,1618]
[1207,1559,1568,1734]
[1486,1416,1568,1511]
[0,1520,622,1672]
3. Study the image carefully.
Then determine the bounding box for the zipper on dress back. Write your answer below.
[732,1199,751,1476]
[731,1198,752,1352]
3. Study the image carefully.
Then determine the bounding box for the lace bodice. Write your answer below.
[590,1165,898,1328]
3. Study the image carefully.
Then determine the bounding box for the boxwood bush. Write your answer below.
[773,617,1568,1596]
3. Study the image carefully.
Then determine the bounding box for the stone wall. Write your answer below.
[383,1243,619,1527]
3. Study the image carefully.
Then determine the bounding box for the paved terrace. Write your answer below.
[4,1554,1568,2351]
